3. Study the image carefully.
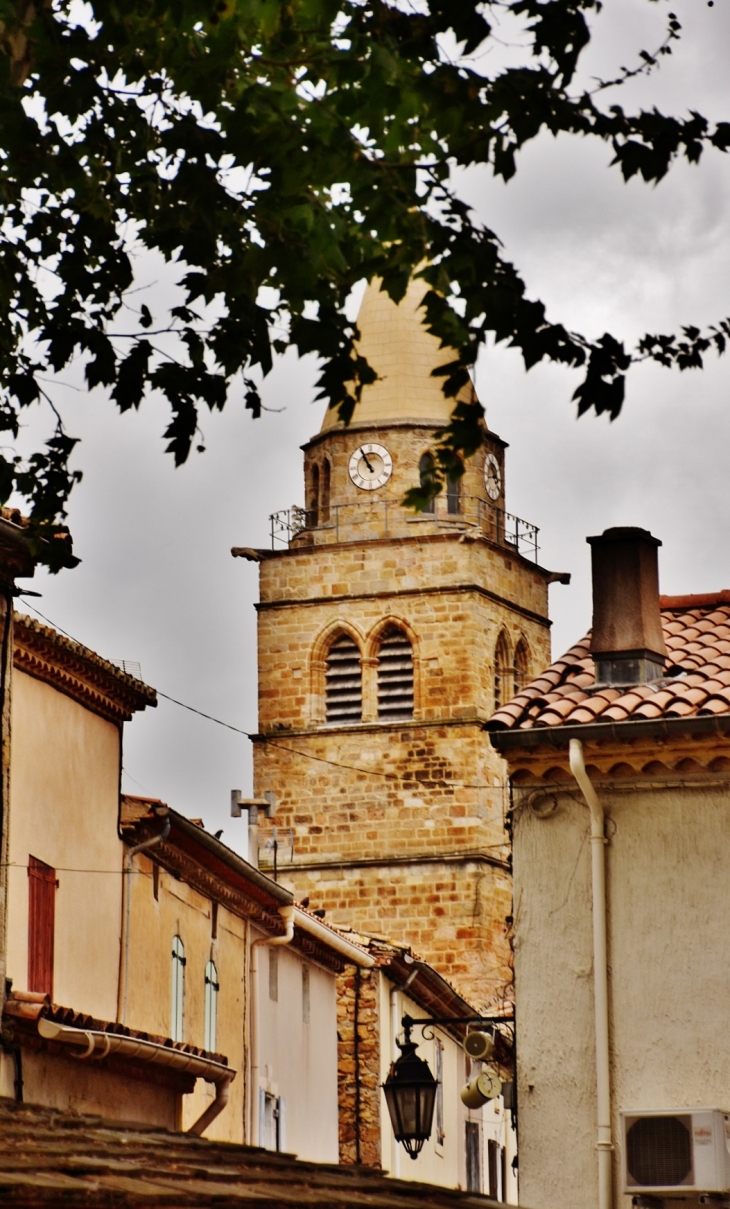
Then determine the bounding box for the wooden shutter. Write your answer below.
[28,855,57,997]
[487,1138,500,1197]
[465,1121,482,1193]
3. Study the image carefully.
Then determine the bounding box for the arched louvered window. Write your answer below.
[446,462,462,515]
[325,634,362,723]
[321,458,331,523]
[171,935,185,1043]
[377,627,414,720]
[494,632,511,710]
[309,463,320,528]
[419,453,435,514]
[514,638,530,695]
[204,959,219,1052]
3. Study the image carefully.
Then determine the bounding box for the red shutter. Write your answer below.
[27,855,57,997]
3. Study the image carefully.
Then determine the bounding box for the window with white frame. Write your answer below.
[204,959,219,1052]
[171,935,185,1043]
[259,1090,285,1151]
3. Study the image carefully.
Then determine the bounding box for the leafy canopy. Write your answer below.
[0,0,728,566]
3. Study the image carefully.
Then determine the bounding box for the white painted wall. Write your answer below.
[513,777,730,1209]
[254,934,339,1163]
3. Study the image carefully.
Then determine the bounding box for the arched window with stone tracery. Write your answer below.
[377,627,414,720]
[514,637,530,695]
[309,463,320,528]
[446,459,462,516]
[325,634,362,723]
[321,458,331,523]
[494,631,512,710]
[419,452,436,514]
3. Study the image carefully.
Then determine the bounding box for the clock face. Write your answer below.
[349,443,393,491]
[484,452,502,501]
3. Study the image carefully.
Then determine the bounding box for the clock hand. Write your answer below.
[360,450,374,473]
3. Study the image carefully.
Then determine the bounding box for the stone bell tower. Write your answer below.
[240,278,557,1006]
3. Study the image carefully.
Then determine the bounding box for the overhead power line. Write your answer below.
[18,601,506,793]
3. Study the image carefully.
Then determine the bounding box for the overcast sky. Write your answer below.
[13,0,730,849]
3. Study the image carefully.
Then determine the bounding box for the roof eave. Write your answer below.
[487,712,730,754]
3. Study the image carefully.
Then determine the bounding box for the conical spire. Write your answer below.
[320,277,477,431]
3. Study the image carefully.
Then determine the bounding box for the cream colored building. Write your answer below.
[0,608,370,1155]
[0,613,166,1120]
[489,527,730,1209]
[122,798,372,1153]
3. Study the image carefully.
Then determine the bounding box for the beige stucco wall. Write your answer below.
[6,1050,178,1129]
[125,854,246,1142]
[513,774,730,1209]
[254,932,339,1163]
[6,669,123,1020]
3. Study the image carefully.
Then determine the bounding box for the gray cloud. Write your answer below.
[15,0,730,848]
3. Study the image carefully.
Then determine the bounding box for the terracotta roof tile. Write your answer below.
[488,591,730,733]
[632,701,664,719]
[699,698,730,714]
[566,707,601,725]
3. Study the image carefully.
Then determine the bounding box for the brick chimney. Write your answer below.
[587,527,667,685]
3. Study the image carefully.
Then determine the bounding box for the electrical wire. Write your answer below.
[17,600,505,792]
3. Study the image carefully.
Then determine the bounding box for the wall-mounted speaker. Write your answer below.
[463,1031,495,1062]
[460,1069,502,1109]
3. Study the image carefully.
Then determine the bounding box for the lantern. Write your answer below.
[382,1023,438,1160]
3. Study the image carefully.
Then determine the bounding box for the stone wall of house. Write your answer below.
[336,965,382,1167]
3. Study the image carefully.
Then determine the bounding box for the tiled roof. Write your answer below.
[4,990,227,1066]
[0,1100,505,1207]
[488,594,730,733]
[14,612,156,722]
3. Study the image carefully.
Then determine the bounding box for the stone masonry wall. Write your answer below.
[250,419,553,1007]
[256,539,551,731]
[337,965,381,1166]
[276,861,513,1001]
[296,421,508,547]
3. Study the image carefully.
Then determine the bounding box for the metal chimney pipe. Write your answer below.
[587,527,667,685]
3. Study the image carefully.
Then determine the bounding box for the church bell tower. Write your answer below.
[243,278,555,1006]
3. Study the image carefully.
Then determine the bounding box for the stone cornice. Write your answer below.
[257,580,550,627]
[13,613,157,724]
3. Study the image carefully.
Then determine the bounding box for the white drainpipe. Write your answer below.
[568,738,612,1209]
[247,904,295,1145]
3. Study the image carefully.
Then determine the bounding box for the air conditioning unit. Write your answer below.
[621,1110,730,1197]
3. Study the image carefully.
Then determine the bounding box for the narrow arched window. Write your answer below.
[514,638,530,695]
[309,464,320,528]
[171,935,185,1043]
[447,462,462,515]
[325,634,362,723]
[494,632,511,710]
[204,959,219,1052]
[377,627,414,720]
[321,458,331,523]
[419,452,435,514]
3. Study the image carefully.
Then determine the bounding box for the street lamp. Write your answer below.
[382,1012,514,1160]
[382,1017,438,1160]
